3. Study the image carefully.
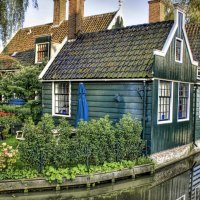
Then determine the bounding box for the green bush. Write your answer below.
[51,118,72,167]
[1,101,42,123]
[0,115,21,130]
[19,114,73,170]
[115,113,144,160]
[19,114,56,171]
[19,113,144,170]
[73,115,116,166]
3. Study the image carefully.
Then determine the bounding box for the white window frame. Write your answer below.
[175,37,183,63]
[35,42,50,64]
[177,83,190,122]
[52,81,71,117]
[176,195,185,200]
[195,185,200,200]
[157,80,173,125]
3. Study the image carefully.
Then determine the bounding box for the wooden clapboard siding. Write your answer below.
[42,81,153,147]
[150,26,197,153]
[154,36,196,82]
[42,82,52,114]
[145,82,153,153]
[151,80,193,153]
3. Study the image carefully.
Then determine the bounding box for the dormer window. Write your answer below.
[36,43,49,63]
[35,35,51,64]
[175,38,183,63]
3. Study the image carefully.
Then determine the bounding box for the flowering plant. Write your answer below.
[0,143,18,171]
[0,112,14,117]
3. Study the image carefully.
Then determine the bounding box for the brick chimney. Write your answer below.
[148,0,165,23]
[53,0,66,26]
[68,0,84,39]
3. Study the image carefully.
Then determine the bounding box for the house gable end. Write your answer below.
[154,8,198,67]
[153,9,198,82]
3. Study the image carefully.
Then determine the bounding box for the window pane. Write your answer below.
[37,43,49,62]
[178,83,189,120]
[176,39,182,62]
[158,81,171,121]
[54,82,70,116]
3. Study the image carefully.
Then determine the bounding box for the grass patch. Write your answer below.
[0,135,19,148]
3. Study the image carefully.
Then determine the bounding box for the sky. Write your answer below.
[24,0,149,28]
[0,0,149,50]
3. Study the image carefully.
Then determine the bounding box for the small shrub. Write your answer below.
[19,114,73,170]
[0,168,38,180]
[74,115,116,166]
[115,113,144,161]
[136,156,154,166]
[51,118,73,167]
[0,115,21,129]
[1,103,42,123]
[19,115,56,170]
[0,143,18,171]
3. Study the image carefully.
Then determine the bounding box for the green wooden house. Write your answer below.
[40,6,198,154]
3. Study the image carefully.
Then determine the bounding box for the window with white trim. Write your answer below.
[175,38,183,63]
[35,42,49,63]
[176,195,185,200]
[178,83,190,120]
[158,81,172,123]
[53,82,71,116]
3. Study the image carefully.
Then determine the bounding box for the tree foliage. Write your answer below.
[112,16,124,29]
[0,0,38,45]
[0,63,42,100]
[164,0,200,23]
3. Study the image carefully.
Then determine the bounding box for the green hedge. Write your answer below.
[19,113,144,171]
[0,100,42,122]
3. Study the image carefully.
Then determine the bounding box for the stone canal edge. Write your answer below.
[0,164,153,193]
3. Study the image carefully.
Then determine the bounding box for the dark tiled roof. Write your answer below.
[43,20,174,80]
[186,24,200,63]
[0,54,18,70]
[13,49,35,64]
[3,12,117,55]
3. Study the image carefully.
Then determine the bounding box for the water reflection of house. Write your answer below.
[40,1,199,158]
[190,164,200,200]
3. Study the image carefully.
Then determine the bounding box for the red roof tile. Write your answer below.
[4,12,117,55]
[186,24,200,63]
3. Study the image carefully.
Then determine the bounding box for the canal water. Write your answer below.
[1,153,200,200]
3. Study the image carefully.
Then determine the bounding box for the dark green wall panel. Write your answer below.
[154,37,197,82]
